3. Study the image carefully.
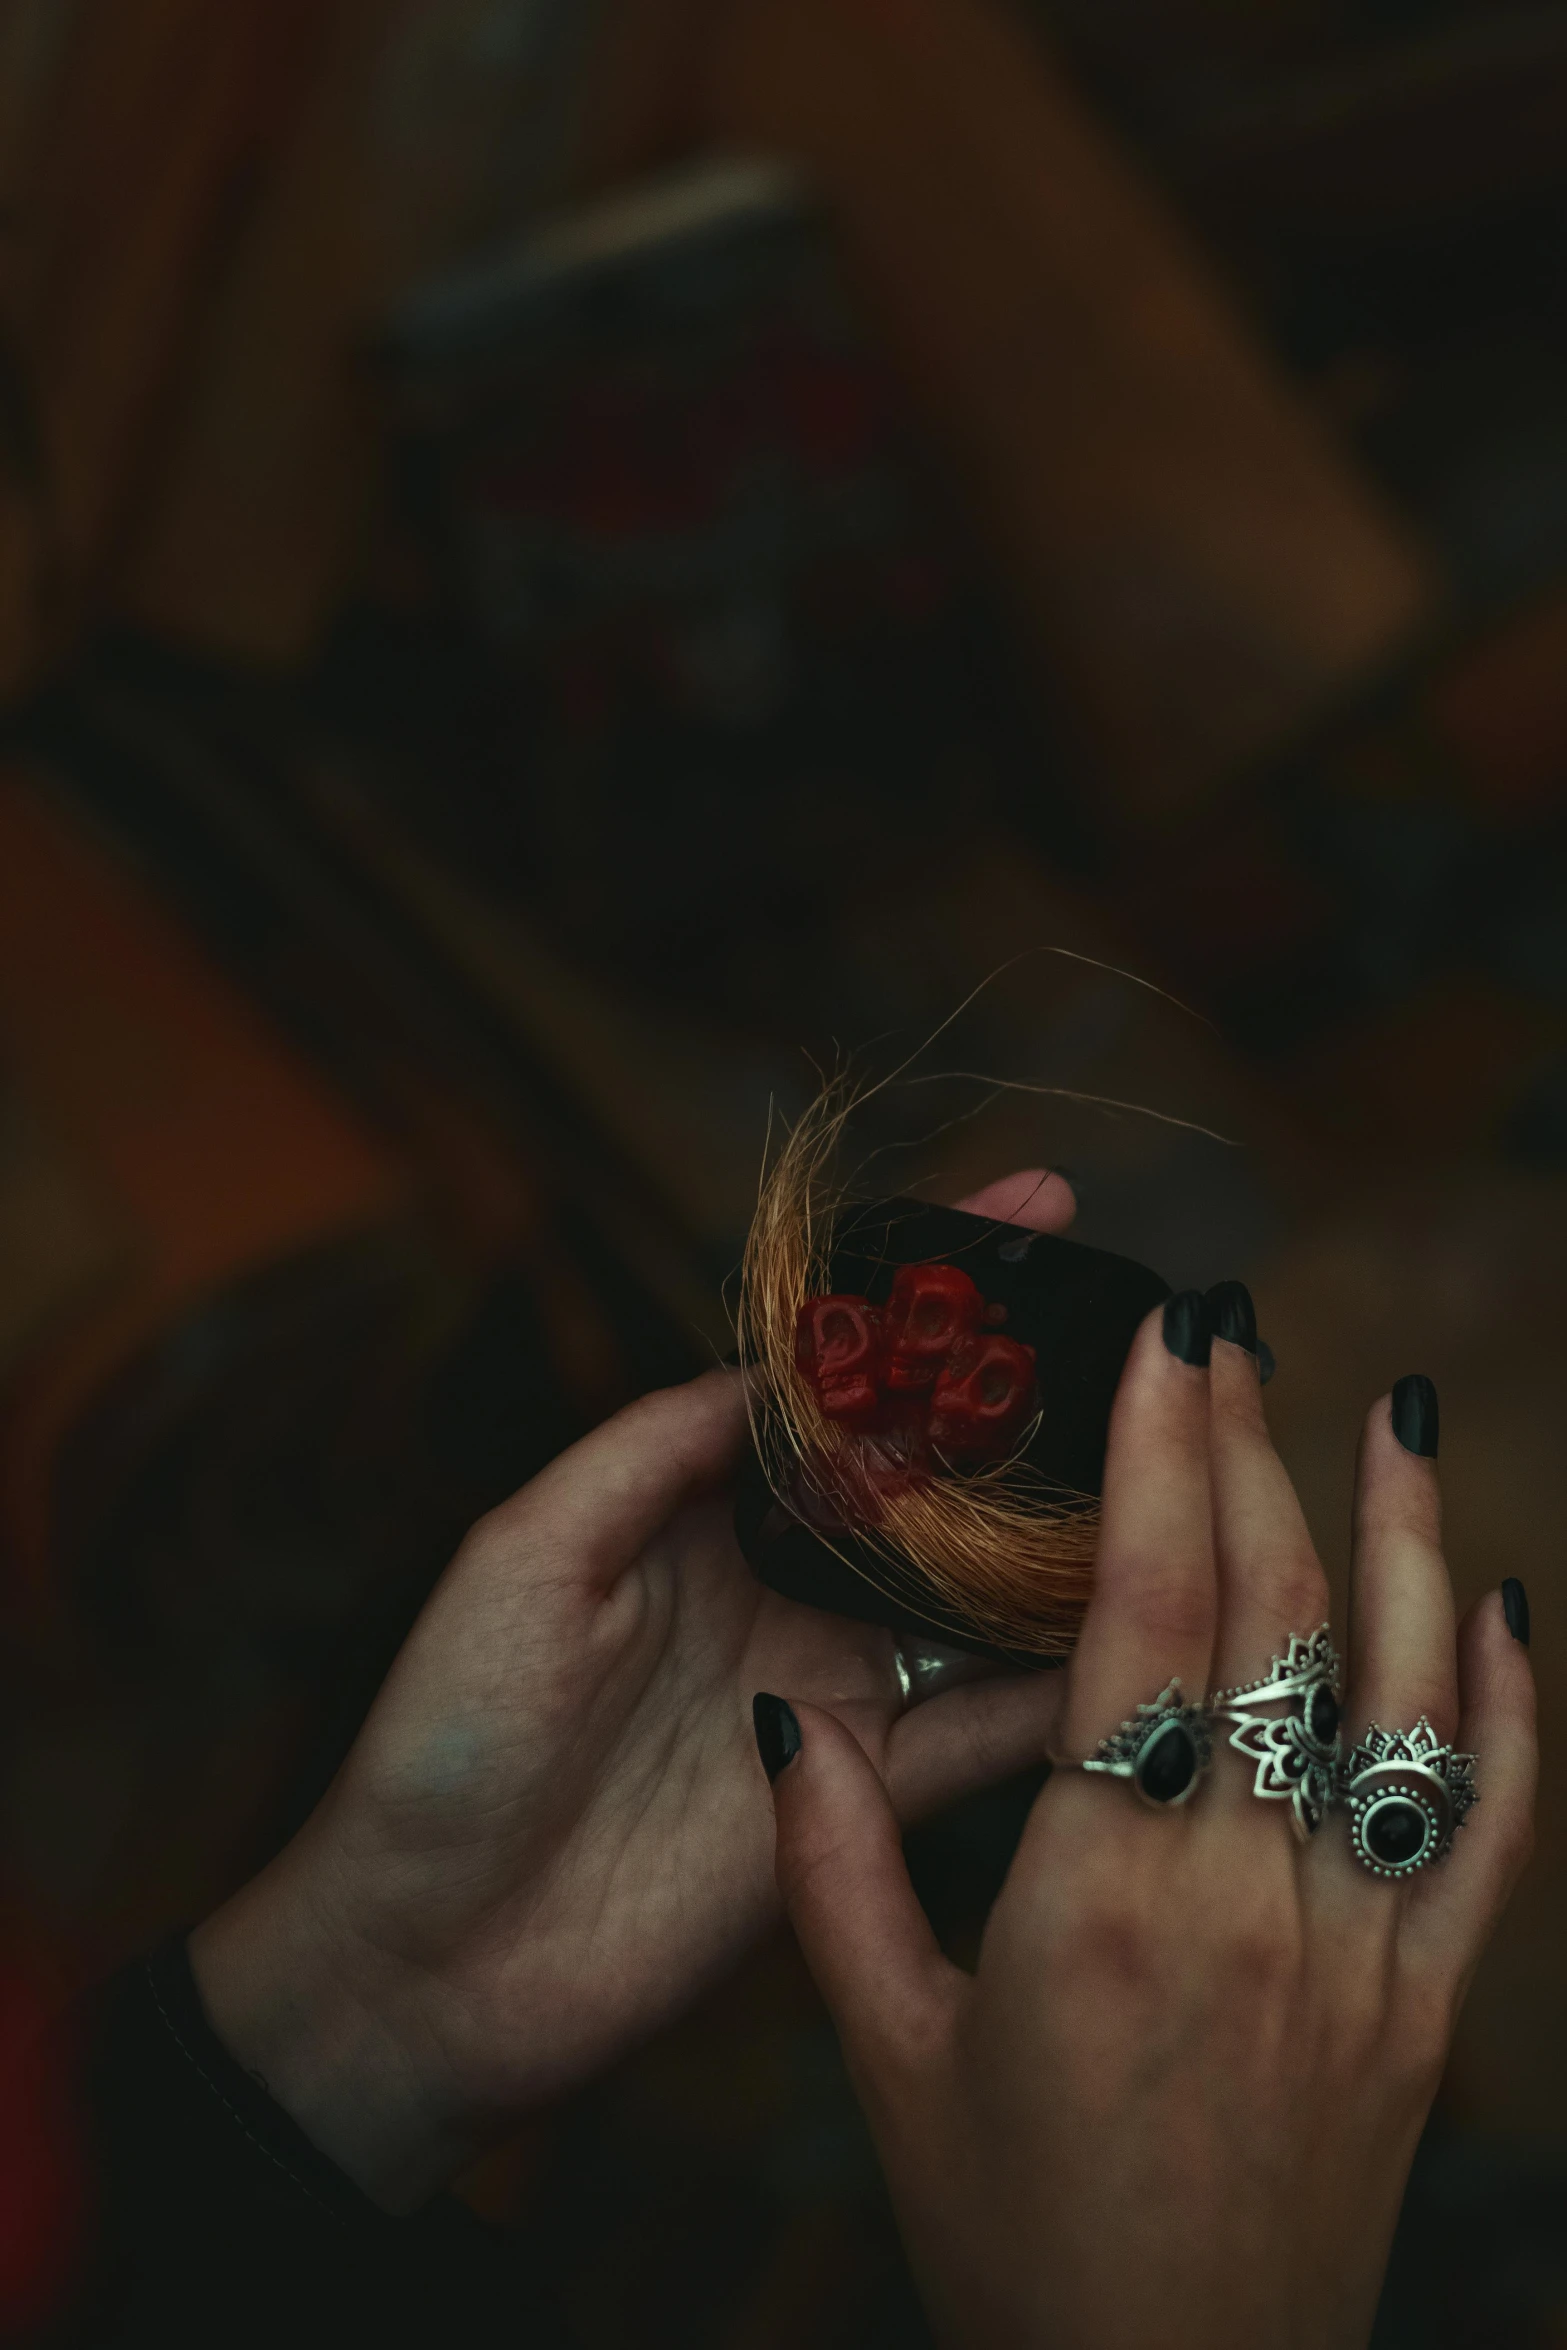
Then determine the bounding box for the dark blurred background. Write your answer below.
[1,0,1565,2340]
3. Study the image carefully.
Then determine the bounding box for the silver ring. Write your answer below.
[892,1644,914,1710]
[1056,1681,1213,1810]
[1341,1719,1477,1878]
[892,1639,999,1712]
[1211,1626,1343,1842]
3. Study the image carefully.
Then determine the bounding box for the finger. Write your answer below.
[1347,1378,1456,1743]
[1062,1295,1216,1757]
[1207,1281,1330,1694]
[886,1667,1068,1822]
[477,1366,750,1590]
[1402,1587,1536,1974]
[758,1696,962,2080]
[953,1168,1076,1233]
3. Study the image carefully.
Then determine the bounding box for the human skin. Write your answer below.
[761,1307,1537,2349]
[189,1170,1077,2209]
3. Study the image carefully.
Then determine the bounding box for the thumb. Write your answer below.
[753,1695,962,2081]
[481,1366,749,1591]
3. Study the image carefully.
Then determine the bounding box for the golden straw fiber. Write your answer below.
[736,1073,1097,1658]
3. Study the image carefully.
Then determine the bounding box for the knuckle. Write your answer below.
[462,1493,530,1556]
[466,1458,557,1544]
[1392,1972,1459,2091]
[608,1384,682,1440]
[929,1701,1031,1804]
[1050,1885,1160,1998]
[1117,1563,1212,1650]
[1219,1902,1305,2006]
[864,1983,960,2083]
[1251,1549,1329,1632]
[457,1505,579,1613]
[612,1372,745,1472]
[466,1490,567,1574]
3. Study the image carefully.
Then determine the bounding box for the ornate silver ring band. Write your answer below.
[1211,1626,1343,1842]
[1053,1681,1213,1810]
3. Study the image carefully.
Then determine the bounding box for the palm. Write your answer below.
[342,1424,1046,2109]
[291,1174,1072,2117]
[515,1501,908,2069]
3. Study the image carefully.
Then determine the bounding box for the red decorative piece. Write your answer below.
[794,1294,885,1429]
[928,1333,1039,1462]
[882,1263,986,1391]
[793,1262,1039,1493]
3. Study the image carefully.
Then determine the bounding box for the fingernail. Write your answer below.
[1391,1374,1439,1458]
[1257,1338,1277,1385]
[1502,1577,1530,1647]
[1162,1290,1211,1367]
[1205,1280,1257,1354]
[753,1692,802,1781]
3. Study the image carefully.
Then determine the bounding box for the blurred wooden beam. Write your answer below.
[696,0,1439,820]
[114,0,403,668]
[1131,8,1567,241]
[120,0,600,667]
[0,0,322,692]
[573,0,728,184]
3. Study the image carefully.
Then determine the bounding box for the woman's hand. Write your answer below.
[190,1172,1076,2210]
[762,1296,1536,2349]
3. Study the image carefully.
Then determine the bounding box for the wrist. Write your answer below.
[188,1834,477,2213]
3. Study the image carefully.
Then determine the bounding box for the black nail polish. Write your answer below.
[1391,1374,1439,1459]
[1162,1290,1211,1367]
[1502,1578,1530,1647]
[1205,1280,1257,1354]
[753,1692,802,1781]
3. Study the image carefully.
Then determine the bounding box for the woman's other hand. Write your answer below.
[188,1171,1076,2209]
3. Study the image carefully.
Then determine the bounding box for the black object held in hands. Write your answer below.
[735,1196,1170,1664]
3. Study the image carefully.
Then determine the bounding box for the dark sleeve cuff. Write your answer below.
[61,1935,571,2346]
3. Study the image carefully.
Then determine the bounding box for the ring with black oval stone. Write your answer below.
[1304,1681,1340,1749]
[1059,1681,1214,1810]
[1344,1771,1449,1878]
[1340,1720,1477,1878]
